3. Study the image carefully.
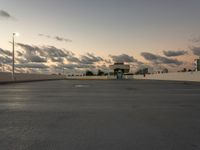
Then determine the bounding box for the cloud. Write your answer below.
[0,48,12,56]
[58,63,95,70]
[54,36,72,43]
[17,43,38,54]
[66,56,80,63]
[42,46,69,57]
[96,64,110,72]
[191,46,200,56]
[38,34,72,43]
[163,50,187,57]
[16,58,28,64]
[38,34,50,38]
[0,48,13,65]
[56,53,102,71]
[16,43,81,64]
[104,59,112,64]
[109,54,140,64]
[76,64,96,69]
[0,56,12,64]
[62,64,78,70]
[17,51,23,57]
[51,57,64,63]
[141,52,183,65]
[189,36,200,43]
[29,55,47,63]
[51,52,104,71]
[80,53,103,64]
[16,43,47,63]
[17,43,67,63]
[16,63,49,69]
[42,46,80,63]
[0,10,12,19]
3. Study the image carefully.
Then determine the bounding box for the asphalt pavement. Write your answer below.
[0,80,200,150]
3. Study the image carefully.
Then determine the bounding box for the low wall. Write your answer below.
[133,72,200,82]
[0,72,66,83]
[66,76,116,80]
[3,72,198,82]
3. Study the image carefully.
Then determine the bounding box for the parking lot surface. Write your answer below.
[0,80,200,150]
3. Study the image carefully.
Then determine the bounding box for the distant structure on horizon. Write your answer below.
[109,62,130,79]
[194,57,200,71]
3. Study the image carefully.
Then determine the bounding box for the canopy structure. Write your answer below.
[109,63,130,75]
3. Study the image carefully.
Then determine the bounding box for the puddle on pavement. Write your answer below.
[74,84,90,88]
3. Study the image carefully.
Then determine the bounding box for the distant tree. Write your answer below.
[182,68,187,72]
[135,68,149,75]
[85,70,94,76]
[109,72,114,76]
[97,69,105,76]
[162,68,168,73]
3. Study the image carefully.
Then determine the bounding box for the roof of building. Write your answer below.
[109,63,130,70]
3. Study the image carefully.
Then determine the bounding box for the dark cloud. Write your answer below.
[189,36,200,43]
[54,36,72,43]
[42,46,68,58]
[60,63,95,70]
[80,53,103,64]
[141,52,183,65]
[0,48,12,56]
[17,43,68,63]
[43,46,79,63]
[110,54,138,63]
[0,56,12,64]
[0,10,12,19]
[77,64,96,69]
[191,46,200,56]
[3,43,143,73]
[16,63,49,69]
[16,43,47,63]
[17,43,38,54]
[163,50,187,57]
[17,43,81,64]
[16,43,105,66]
[67,56,80,63]
[38,34,72,43]
[29,55,46,63]
[62,64,79,69]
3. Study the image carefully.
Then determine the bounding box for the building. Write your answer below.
[194,58,200,71]
[109,63,130,79]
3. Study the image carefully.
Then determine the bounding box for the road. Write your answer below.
[0,80,200,150]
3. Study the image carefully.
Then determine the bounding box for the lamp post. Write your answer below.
[12,32,19,81]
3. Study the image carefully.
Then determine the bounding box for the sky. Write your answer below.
[1,0,200,74]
